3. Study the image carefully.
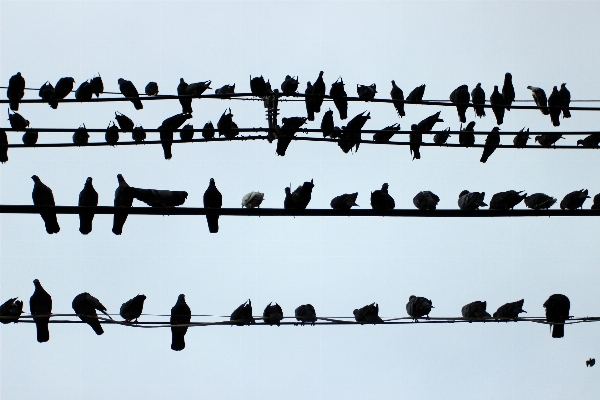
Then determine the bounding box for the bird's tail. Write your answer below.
[563,109,571,118]
[88,319,104,335]
[35,320,50,343]
[171,331,185,351]
[552,322,565,338]
[133,100,143,110]
[112,213,128,235]
[49,100,58,109]
[9,101,18,111]
[79,214,93,235]
[551,114,560,127]
[206,214,219,233]
[41,213,60,234]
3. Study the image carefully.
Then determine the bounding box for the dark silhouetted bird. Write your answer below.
[410,112,444,160]
[304,82,315,121]
[202,121,215,139]
[527,86,549,115]
[357,84,377,101]
[577,133,600,148]
[217,108,238,139]
[31,175,60,234]
[284,187,294,209]
[170,294,191,351]
[338,111,370,153]
[330,192,359,210]
[524,193,556,210]
[535,133,563,147]
[406,296,433,321]
[371,183,395,210]
[74,81,93,101]
[312,71,325,113]
[39,81,54,106]
[118,78,143,110]
[241,191,264,208]
[231,299,255,326]
[281,75,299,95]
[548,86,561,127]
[277,116,307,156]
[513,127,530,148]
[458,190,487,210]
[373,123,400,143]
[115,111,134,132]
[130,187,188,207]
[72,292,111,335]
[587,358,595,367]
[215,84,235,96]
[406,84,426,102]
[502,73,515,110]
[0,129,7,163]
[177,78,193,114]
[493,299,526,319]
[250,76,270,97]
[113,174,133,235]
[390,80,405,117]
[433,127,451,145]
[104,122,118,146]
[489,190,526,210]
[285,180,314,209]
[354,303,384,324]
[415,111,443,132]
[543,294,570,338]
[90,75,104,97]
[295,304,317,326]
[321,109,335,138]
[120,295,146,323]
[8,110,29,130]
[7,72,25,111]
[480,127,501,163]
[559,83,571,118]
[462,301,491,319]
[78,177,98,235]
[132,126,146,143]
[203,178,222,233]
[263,303,284,326]
[459,121,476,147]
[158,113,192,159]
[22,129,38,146]
[560,189,590,210]
[145,81,158,96]
[591,193,600,210]
[180,124,194,142]
[329,78,348,120]
[413,191,439,211]
[490,85,505,125]
[471,83,486,118]
[450,84,470,123]
[50,77,75,109]
[0,297,23,324]
[29,279,52,343]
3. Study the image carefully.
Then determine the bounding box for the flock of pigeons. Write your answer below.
[0,279,572,351]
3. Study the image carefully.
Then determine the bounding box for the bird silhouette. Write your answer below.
[31,175,60,234]
[29,279,52,343]
[406,296,433,321]
[449,84,470,123]
[112,174,134,235]
[171,294,191,351]
[7,72,25,111]
[72,292,112,335]
[78,177,98,235]
[502,73,515,110]
[203,178,222,233]
[118,78,143,110]
[371,183,395,210]
[489,190,526,210]
[490,85,505,125]
[493,299,526,320]
[560,189,590,210]
[527,86,549,115]
[390,80,405,117]
[524,193,556,210]
[458,190,487,210]
[120,295,146,323]
[471,83,486,118]
[330,77,348,120]
[459,121,476,147]
[480,127,501,163]
[543,294,570,338]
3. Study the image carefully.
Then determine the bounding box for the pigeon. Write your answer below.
[242,191,264,208]
[22,129,38,146]
[458,190,487,210]
[459,121,476,147]
[502,73,515,110]
[180,124,194,142]
[373,123,400,143]
[277,117,307,156]
[74,81,93,101]
[406,295,433,321]
[31,175,60,234]
[559,83,571,118]
[371,183,395,210]
[250,75,270,97]
[263,303,284,326]
[543,294,570,338]
[104,122,119,146]
[527,86,549,115]
[489,85,505,125]
[449,84,470,123]
[587,358,595,367]
[120,295,146,323]
[524,193,557,210]
[50,77,75,109]
[230,299,255,326]
[186,80,212,97]
[0,129,7,163]
[29,279,52,343]
[217,108,238,139]
[493,299,526,319]
[591,193,600,210]
[414,111,444,132]
[338,111,370,153]
[289,180,314,209]
[357,84,377,101]
[112,174,134,235]
[480,127,501,163]
[489,190,526,210]
[284,187,294,209]
[170,294,191,351]
[118,78,143,110]
[39,81,55,106]
[406,85,426,102]
[471,83,486,118]
[353,303,384,324]
[535,133,563,147]
[409,129,422,160]
[130,187,188,207]
[304,82,315,121]
[7,72,25,111]
[321,109,335,138]
[78,177,98,235]
[90,75,104,97]
[513,127,530,148]
[560,189,590,210]
[203,178,222,233]
[312,71,326,113]
[577,133,600,148]
[145,81,159,96]
[330,193,359,210]
[461,301,491,319]
[548,86,561,127]
[158,113,193,159]
[433,127,451,145]
[115,111,134,132]
[72,292,111,335]
[295,304,317,326]
[132,126,146,143]
[281,75,299,95]
[329,77,348,120]
[177,78,193,114]
[215,84,235,96]
[390,80,405,117]
[413,191,440,211]
[202,121,215,139]
[8,110,29,130]
[0,297,23,324]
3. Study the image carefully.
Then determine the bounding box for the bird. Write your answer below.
[0,297,23,324]
[371,183,395,210]
[180,124,194,142]
[202,121,215,139]
[559,83,571,118]
[406,84,426,102]
[413,191,439,211]
[203,178,222,233]
[295,304,317,326]
[586,358,595,367]
[304,82,315,121]
[242,191,264,208]
[577,133,600,148]
[170,294,191,351]
[250,75,270,97]
[527,86,549,115]
[480,127,501,163]
[291,180,315,209]
[120,295,146,323]
[39,81,54,106]
[215,84,235,96]
[321,109,335,138]
[513,127,530,148]
[461,301,491,319]
[277,117,307,156]
[543,294,570,338]
[312,71,326,113]
[329,77,348,120]
[284,187,294,209]
[230,299,255,326]
[414,111,444,132]
[548,86,561,127]
[49,77,75,109]
[471,83,486,118]
[104,122,119,146]
[373,123,400,143]
[560,189,590,210]
[217,108,237,139]
[130,187,188,208]
[74,81,93,101]
[357,83,377,101]
[535,133,563,147]
[263,303,284,326]
[90,75,104,97]
[432,127,451,145]
[177,78,193,114]
[591,193,600,210]
[158,113,193,159]
[145,81,159,96]
[186,80,212,97]
[31,175,60,234]
[390,80,405,117]
[458,190,487,210]
[338,111,370,154]
[449,84,470,123]
[118,78,143,109]
[353,303,384,324]
[73,124,89,147]
[493,299,526,320]
[459,121,476,147]
[0,129,7,163]
[489,190,526,210]
[406,296,433,321]
[8,110,29,130]
[330,193,359,210]
[524,193,556,210]
[72,292,111,335]
[502,73,515,110]
[29,279,52,343]
[409,128,423,160]
[112,174,134,235]
[78,177,98,235]
[132,126,146,143]
[7,72,25,111]
[490,85,505,125]
[115,111,134,132]
[281,75,299,94]
[22,129,38,146]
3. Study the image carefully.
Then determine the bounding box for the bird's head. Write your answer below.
[209,178,215,186]
[33,279,41,286]
[86,177,93,185]
[459,190,469,197]
[178,294,185,302]
[31,175,40,182]
[118,78,125,84]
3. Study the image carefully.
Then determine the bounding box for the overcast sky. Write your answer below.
[1,1,600,399]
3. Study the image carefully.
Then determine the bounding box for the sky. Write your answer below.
[1,1,600,399]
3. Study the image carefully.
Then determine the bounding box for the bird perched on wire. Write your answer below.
[295,304,317,326]
[22,129,38,146]
[559,83,571,118]
[577,133,600,148]
[338,111,370,154]
[158,112,193,159]
[132,126,146,143]
[458,190,487,210]
[502,73,515,110]
[8,110,30,131]
[118,78,143,110]
[276,116,307,156]
[413,191,440,211]
[72,292,112,335]
[459,121,476,147]
[242,191,264,208]
[490,85,505,125]
[591,193,600,210]
[170,294,191,351]
[543,294,570,338]
[0,297,23,324]
[390,80,405,117]
[78,177,98,235]
[202,121,215,139]
[312,71,326,113]
[371,183,395,210]
[330,193,359,210]
[215,83,235,96]
[480,127,501,163]
[489,190,526,210]
[145,81,159,96]
[560,189,590,210]
[373,123,400,143]
[548,86,562,127]
[0,130,8,163]
[535,133,563,147]
[513,127,530,148]
[357,83,377,101]
[433,127,451,145]
[7,72,25,111]
[304,82,315,121]
[410,111,444,160]
[321,109,335,138]
[29,279,52,343]
[231,299,255,326]
[527,86,549,115]
[281,75,299,95]
[285,180,314,210]
[112,174,134,235]
[38,81,54,106]
[406,296,433,321]
[330,77,348,120]
[186,80,212,97]
[177,78,193,114]
[217,108,238,139]
[263,303,284,326]
[524,193,556,210]
[49,77,75,109]
[461,301,491,319]
[353,303,384,324]
[120,295,146,324]
[250,75,270,97]
[31,175,60,234]
[179,124,194,142]
[104,122,119,146]
[449,84,470,123]
[130,187,188,208]
[203,178,222,233]
[75,80,93,101]
[90,75,104,97]
[406,84,426,103]
[493,299,526,320]
[471,83,486,118]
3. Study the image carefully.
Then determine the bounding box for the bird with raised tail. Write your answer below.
[493,299,526,319]
[353,303,384,324]
[231,299,255,326]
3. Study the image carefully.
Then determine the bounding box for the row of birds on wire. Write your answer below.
[28,174,600,235]
[0,279,574,351]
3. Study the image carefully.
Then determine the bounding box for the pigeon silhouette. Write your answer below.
[203,178,222,233]
[493,299,526,319]
[524,193,556,210]
[330,78,348,120]
[31,175,60,234]
[72,292,111,335]
[145,81,159,96]
[0,129,7,163]
[202,121,215,139]
[480,127,501,163]
[560,189,590,210]
[535,133,563,147]
[406,85,426,102]
[321,109,335,138]
[312,71,326,113]
[353,303,384,324]
[177,78,193,114]
[215,84,235,96]
[90,75,104,97]
[591,193,600,210]
[413,191,439,211]
[158,113,193,159]
[118,78,143,110]
[7,72,25,111]
[371,183,395,210]
[263,303,284,326]
[390,80,405,117]
[115,111,134,132]
[49,77,75,109]
[289,180,314,209]
[330,193,359,210]
[186,80,212,97]
[277,117,307,156]
[241,192,264,208]
[250,76,270,97]
[180,124,194,142]
[112,174,134,235]
[459,121,476,147]
[29,279,52,343]
[587,358,595,368]
[513,127,530,148]
[489,190,526,210]
[373,123,400,143]
[543,294,570,338]
[577,133,600,148]
[338,111,370,153]
[449,84,470,123]
[130,187,188,207]
[458,190,487,210]
[78,177,98,235]
[22,129,38,146]
[281,75,299,95]
[304,82,315,121]
[75,81,93,102]
[8,110,30,131]
[0,297,23,324]
[461,301,491,319]
[104,122,118,146]
[433,127,451,145]
[295,304,317,326]
[120,295,146,323]
[559,83,571,118]
[217,108,237,139]
[528,86,549,115]
[357,84,377,101]
[490,85,505,125]
[231,299,255,326]
[132,126,146,143]
[502,73,515,110]
[406,296,433,321]
[471,83,486,118]
[548,86,561,127]
[39,81,54,107]
[171,294,191,351]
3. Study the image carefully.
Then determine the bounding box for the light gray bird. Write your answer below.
[524,193,556,210]
[242,191,264,208]
[458,190,487,210]
[413,191,439,211]
[527,86,549,115]
[560,189,590,210]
